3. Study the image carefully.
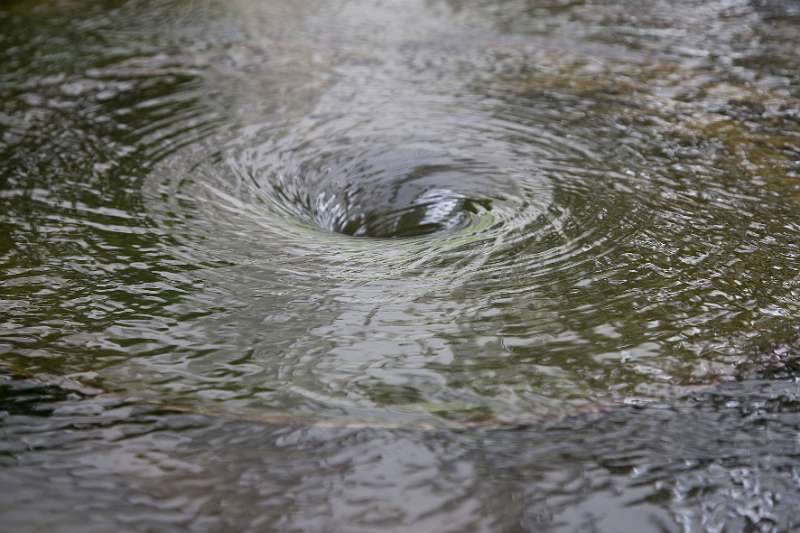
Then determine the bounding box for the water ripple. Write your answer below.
[3,0,800,429]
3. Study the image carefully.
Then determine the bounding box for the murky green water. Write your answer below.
[1,0,800,530]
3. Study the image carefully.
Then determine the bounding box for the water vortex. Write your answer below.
[5,0,800,529]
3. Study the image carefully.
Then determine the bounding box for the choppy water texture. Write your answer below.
[2,0,800,530]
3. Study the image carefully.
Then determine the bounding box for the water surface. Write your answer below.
[1,0,800,530]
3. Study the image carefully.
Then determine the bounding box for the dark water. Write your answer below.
[1,0,800,530]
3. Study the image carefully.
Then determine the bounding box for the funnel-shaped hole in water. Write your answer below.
[315,188,491,238]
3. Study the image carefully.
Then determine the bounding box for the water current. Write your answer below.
[1,0,800,530]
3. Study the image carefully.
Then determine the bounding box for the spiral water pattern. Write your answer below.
[4,0,800,529]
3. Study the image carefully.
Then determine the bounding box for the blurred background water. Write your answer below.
[1,0,800,530]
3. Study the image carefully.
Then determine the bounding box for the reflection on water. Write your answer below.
[2,373,799,531]
[1,0,800,530]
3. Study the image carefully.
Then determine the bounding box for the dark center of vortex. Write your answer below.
[315,188,490,239]
[298,155,498,238]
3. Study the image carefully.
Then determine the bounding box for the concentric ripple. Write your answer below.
[3,0,799,429]
[134,0,800,425]
[230,79,554,244]
[4,0,800,529]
